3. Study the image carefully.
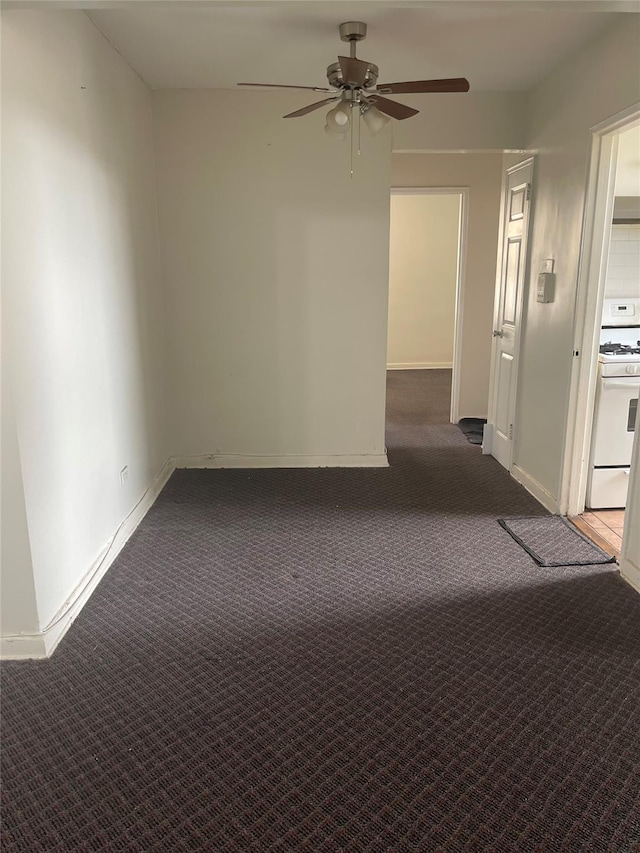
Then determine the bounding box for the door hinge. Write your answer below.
[508,423,514,440]
[526,184,532,202]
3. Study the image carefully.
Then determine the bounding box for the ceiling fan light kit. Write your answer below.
[239,21,470,172]
[324,124,347,141]
[326,101,351,132]
[362,105,390,136]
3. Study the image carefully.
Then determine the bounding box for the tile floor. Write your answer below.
[570,509,626,560]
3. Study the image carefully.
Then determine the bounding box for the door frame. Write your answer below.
[389,186,470,424]
[484,157,535,470]
[560,103,640,517]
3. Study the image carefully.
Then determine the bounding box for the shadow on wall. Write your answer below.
[2,11,167,627]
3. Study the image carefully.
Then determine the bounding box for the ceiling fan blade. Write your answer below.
[376,78,470,95]
[368,95,419,121]
[238,83,331,93]
[283,97,339,119]
[338,56,370,88]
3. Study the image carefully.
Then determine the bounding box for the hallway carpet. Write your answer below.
[2,370,640,851]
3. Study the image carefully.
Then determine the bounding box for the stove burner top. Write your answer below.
[600,343,640,356]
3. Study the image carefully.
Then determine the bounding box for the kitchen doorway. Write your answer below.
[386,188,468,424]
[562,105,640,589]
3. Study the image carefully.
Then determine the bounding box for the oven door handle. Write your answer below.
[601,379,640,390]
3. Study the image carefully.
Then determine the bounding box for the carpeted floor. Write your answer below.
[2,369,640,851]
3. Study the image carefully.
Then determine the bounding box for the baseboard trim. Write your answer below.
[173,452,389,469]
[0,459,175,661]
[387,362,453,370]
[620,556,640,596]
[511,464,559,514]
[0,633,48,660]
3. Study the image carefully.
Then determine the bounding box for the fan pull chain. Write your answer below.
[357,107,361,157]
[350,103,354,179]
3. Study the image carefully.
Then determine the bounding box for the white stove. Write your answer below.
[598,348,640,375]
[587,298,640,509]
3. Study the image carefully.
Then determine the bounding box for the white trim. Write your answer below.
[0,634,48,661]
[387,362,452,370]
[452,189,470,425]
[389,186,469,425]
[0,459,175,661]
[173,453,389,469]
[620,558,640,596]
[511,464,559,514]
[561,103,640,517]
[619,399,640,597]
[0,445,390,661]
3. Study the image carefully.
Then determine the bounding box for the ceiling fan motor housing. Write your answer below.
[327,61,379,90]
[339,21,367,42]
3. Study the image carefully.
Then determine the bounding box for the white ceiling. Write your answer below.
[86,2,632,92]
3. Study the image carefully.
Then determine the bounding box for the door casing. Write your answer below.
[389,186,469,424]
[560,103,640,517]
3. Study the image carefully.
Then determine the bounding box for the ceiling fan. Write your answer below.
[238,21,470,135]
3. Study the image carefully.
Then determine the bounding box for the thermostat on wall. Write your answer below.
[537,272,555,303]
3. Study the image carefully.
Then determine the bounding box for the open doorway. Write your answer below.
[563,107,640,584]
[386,188,468,428]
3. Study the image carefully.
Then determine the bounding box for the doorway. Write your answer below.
[485,159,534,472]
[562,104,640,589]
[386,188,468,425]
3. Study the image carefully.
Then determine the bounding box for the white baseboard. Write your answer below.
[511,464,559,514]
[1,448,390,661]
[0,459,175,661]
[0,633,48,660]
[620,556,640,596]
[387,362,453,370]
[173,452,389,469]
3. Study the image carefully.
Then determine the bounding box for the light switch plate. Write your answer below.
[541,259,555,274]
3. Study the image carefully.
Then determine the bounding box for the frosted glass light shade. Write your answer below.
[363,106,390,136]
[326,102,351,132]
[325,123,347,140]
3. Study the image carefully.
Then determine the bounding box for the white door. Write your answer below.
[487,160,533,470]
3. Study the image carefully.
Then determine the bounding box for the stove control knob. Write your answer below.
[626,364,640,375]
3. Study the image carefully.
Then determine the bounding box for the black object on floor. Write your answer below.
[498,515,617,567]
[458,417,486,445]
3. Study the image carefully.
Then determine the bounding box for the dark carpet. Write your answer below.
[2,369,640,852]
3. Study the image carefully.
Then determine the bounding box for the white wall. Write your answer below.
[387,194,460,369]
[604,223,640,299]
[514,16,640,504]
[392,92,526,152]
[152,90,391,464]
[1,353,39,638]
[391,153,504,419]
[1,10,167,644]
